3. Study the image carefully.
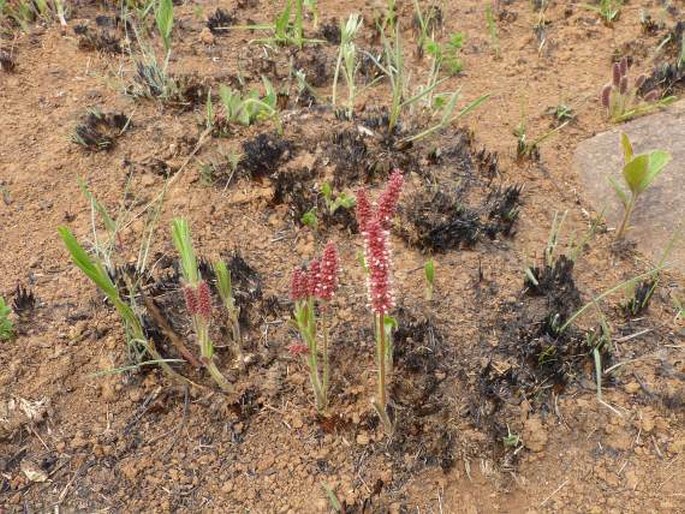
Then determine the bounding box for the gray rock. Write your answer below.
[574,101,685,274]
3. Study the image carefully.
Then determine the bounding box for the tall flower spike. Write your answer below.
[619,76,628,95]
[612,62,621,88]
[355,188,373,233]
[364,220,394,315]
[619,56,628,77]
[317,242,340,301]
[290,267,308,302]
[376,169,405,230]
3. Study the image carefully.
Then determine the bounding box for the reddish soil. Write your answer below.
[1,1,683,512]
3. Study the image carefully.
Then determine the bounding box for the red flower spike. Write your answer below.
[355,188,373,233]
[317,242,340,301]
[288,342,309,356]
[197,281,212,320]
[290,267,308,301]
[612,62,621,88]
[307,259,321,298]
[376,169,405,230]
[364,220,394,315]
[184,285,199,316]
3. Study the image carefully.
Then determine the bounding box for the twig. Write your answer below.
[539,479,569,507]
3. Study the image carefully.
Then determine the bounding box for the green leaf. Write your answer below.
[171,218,199,285]
[155,0,174,52]
[622,154,649,195]
[608,176,629,207]
[424,258,435,285]
[638,149,671,193]
[619,132,633,163]
[58,226,119,300]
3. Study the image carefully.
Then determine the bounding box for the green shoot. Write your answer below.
[171,218,232,392]
[214,260,243,367]
[584,0,622,25]
[215,77,279,131]
[321,182,355,214]
[322,483,342,512]
[610,133,671,239]
[58,227,185,381]
[0,296,13,341]
[424,258,435,300]
[155,0,174,54]
[485,4,500,59]
[401,92,490,144]
[331,13,363,117]
[301,209,318,229]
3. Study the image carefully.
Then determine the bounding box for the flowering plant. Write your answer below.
[171,218,232,392]
[290,241,340,413]
[356,169,404,433]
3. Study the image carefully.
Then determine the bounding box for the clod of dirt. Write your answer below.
[319,20,341,44]
[207,8,236,35]
[72,110,131,152]
[239,133,293,180]
[73,24,122,54]
[294,51,331,87]
[0,49,16,72]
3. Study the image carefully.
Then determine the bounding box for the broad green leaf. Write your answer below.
[619,132,633,163]
[171,218,199,285]
[622,154,649,195]
[638,149,671,193]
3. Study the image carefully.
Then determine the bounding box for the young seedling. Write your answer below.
[289,242,340,413]
[424,258,435,300]
[610,133,671,239]
[600,56,675,122]
[155,0,174,54]
[485,3,500,59]
[0,295,13,341]
[584,0,622,25]
[240,0,323,48]
[58,227,187,381]
[214,77,279,132]
[171,218,232,392]
[356,169,405,434]
[331,13,363,117]
[321,182,355,215]
[213,260,244,368]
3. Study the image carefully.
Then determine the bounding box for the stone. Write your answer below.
[574,101,685,273]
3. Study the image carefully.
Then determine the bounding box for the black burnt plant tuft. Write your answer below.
[74,24,122,54]
[0,49,16,73]
[239,133,292,180]
[72,110,131,152]
[207,8,236,35]
[622,279,657,317]
[12,284,36,315]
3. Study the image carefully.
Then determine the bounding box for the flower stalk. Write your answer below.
[290,242,340,413]
[356,169,404,434]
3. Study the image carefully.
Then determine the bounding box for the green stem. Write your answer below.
[377,313,387,413]
[616,195,636,239]
[321,306,330,411]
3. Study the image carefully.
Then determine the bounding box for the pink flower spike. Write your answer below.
[377,169,405,230]
[288,342,309,356]
[317,242,340,301]
[197,281,212,320]
[183,285,199,316]
[307,259,321,298]
[355,188,373,233]
[364,220,394,315]
[290,267,308,301]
